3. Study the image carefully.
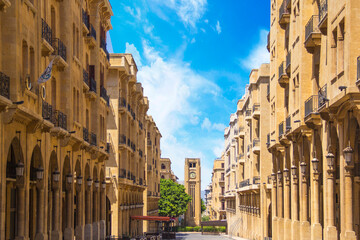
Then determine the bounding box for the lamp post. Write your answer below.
[16,162,24,177]
[312,157,320,224]
[300,162,308,222]
[277,170,283,218]
[343,145,354,232]
[326,152,335,227]
[291,165,299,221]
[53,169,60,182]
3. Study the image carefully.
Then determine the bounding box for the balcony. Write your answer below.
[304,15,321,52]
[119,134,126,146]
[100,86,109,106]
[42,101,67,130]
[279,0,290,28]
[252,138,260,154]
[139,149,143,158]
[147,138,152,146]
[42,101,55,123]
[285,0,291,9]
[0,71,10,100]
[286,115,291,133]
[90,132,97,146]
[119,169,127,179]
[100,38,110,61]
[83,127,89,143]
[245,109,252,122]
[85,24,96,48]
[52,38,67,68]
[278,62,289,87]
[318,84,327,110]
[41,19,53,56]
[54,110,67,130]
[119,97,127,112]
[82,9,90,34]
[267,32,270,52]
[239,179,250,189]
[252,176,260,185]
[252,104,260,119]
[279,121,284,140]
[304,95,321,128]
[286,52,291,75]
[83,69,89,90]
[318,0,328,34]
[139,120,143,130]
[89,74,96,94]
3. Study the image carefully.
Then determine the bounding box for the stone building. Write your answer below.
[160,158,178,182]
[223,64,272,239]
[209,158,226,221]
[105,54,151,237]
[267,0,360,239]
[184,158,201,226]
[0,0,112,240]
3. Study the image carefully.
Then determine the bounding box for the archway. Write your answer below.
[29,145,44,240]
[93,165,99,224]
[74,159,82,233]
[5,137,24,240]
[62,155,72,235]
[84,163,91,226]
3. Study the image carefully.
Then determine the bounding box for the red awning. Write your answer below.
[130,216,171,221]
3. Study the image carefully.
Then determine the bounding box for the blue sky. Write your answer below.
[108,0,270,190]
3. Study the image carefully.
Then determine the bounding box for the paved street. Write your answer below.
[174,233,248,240]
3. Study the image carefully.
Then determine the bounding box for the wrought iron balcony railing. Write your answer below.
[83,69,89,87]
[88,24,96,40]
[89,75,96,93]
[90,132,97,146]
[286,115,291,132]
[52,38,67,61]
[319,0,328,25]
[42,101,54,123]
[318,84,327,109]
[83,127,89,143]
[119,169,127,178]
[82,9,90,30]
[41,18,52,45]
[279,121,284,139]
[252,176,260,185]
[54,110,67,130]
[239,179,250,188]
[100,38,110,61]
[119,97,127,108]
[0,71,10,99]
[305,15,320,42]
[100,86,110,106]
[119,134,126,145]
[305,95,319,118]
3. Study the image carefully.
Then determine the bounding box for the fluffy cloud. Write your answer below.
[215,20,221,34]
[201,117,226,132]
[148,0,207,28]
[125,42,142,67]
[240,29,269,70]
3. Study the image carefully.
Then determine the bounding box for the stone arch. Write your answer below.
[47,150,58,236]
[100,168,105,182]
[161,163,166,170]
[6,137,24,179]
[30,144,43,181]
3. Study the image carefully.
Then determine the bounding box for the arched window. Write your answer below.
[161,164,165,169]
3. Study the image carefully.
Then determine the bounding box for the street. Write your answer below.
[174,233,246,240]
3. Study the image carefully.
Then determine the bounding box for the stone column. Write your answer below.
[291,165,300,240]
[311,158,322,239]
[300,162,308,222]
[93,183,99,240]
[64,179,73,240]
[271,172,278,240]
[51,180,61,240]
[75,182,84,240]
[343,154,356,239]
[283,168,290,219]
[85,183,93,240]
[15,178,25,240]
[100,183,106,240]
[35,181,45,240]
[277,171,283,218]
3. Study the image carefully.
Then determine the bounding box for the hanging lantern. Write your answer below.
[16,162,25,177]
[343,146,354,166]
[94,180,100,188]
[271,173,276,182]
[36,166,44,180]
[300,162,306,175]
[87,178,93,187]
[283,168,289,179]
[311,157,319,172]
[53,169,60,182]
[326,152,335,169]
[277,171,282,181]
[66,174,73,184]
[77,176,83,185]
[102,181,106,189]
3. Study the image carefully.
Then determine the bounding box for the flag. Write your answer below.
[37,59,54,84]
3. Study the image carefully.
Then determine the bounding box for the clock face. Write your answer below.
[190,172,196,179]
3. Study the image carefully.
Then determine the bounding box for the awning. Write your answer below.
[130,216,172,221]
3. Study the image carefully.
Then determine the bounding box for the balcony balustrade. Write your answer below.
[90,132,97,146]
[88,24,96,40]
[318,84,327,109]
[119,169,127,178]
[305,95,318,118]
[54,110,67,130]
[83,69,89,87]
[52,38,67,62]
[139,178,143,185]
[82,9,90,31]
[100,86,110,106]
[127,138,130,147]
[41,19,52,46]
[89,74,96,93]
[252,104,260,119]
[319,0,328,32]
[279,121,284,139]
[119,97,127,109]
[42,101,54,123]
[286,52,291,74]
[245,109,252,121]
[278,61,289,87]
[119,134,126,145]
[305,15,321,51]
[100,38,110,61]
[252,176,260,185]
[83,127,89,143]
[286,115,291,132]
[0,71,10,99]
[42,101,67,130]
[279,0,290,27]
[239,179,250,188]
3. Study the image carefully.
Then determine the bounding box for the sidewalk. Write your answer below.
[225,235,250,240]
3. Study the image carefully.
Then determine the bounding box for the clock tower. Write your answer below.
[184,158,201,226]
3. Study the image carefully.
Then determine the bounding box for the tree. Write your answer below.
[159,179,192,217]
[201,199,206,214]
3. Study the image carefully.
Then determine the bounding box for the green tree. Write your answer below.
[159,179,192,217]
[201,199,206,214]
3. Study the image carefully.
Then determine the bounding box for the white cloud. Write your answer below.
[204,19,209,24]
[240,29,270,70]
[124,6,142,21]
[200,28,206,33]
[215,20,221,34]
[125,43,142,67]
[148,0,207,29]
[201,117,226,132]
[190,38,196,44]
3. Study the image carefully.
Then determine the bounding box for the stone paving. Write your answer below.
[174,232,248,240]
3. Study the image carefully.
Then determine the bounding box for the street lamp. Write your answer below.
[326,152,335,170]
[102,181,106,189]
[271,173,276,182]
[343,146,354,166]
[94,180,99,188]
[283,168,289,179]
[87,178,93,187]
[77,176,83,185]
[36,166,44,180]
[66,174,73,184]
[291,165,297,176]
[53,169,60,182]
[300,162,307,175]
[312,157,319,172]
[16,162,24,177]
[277,171,282,182]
